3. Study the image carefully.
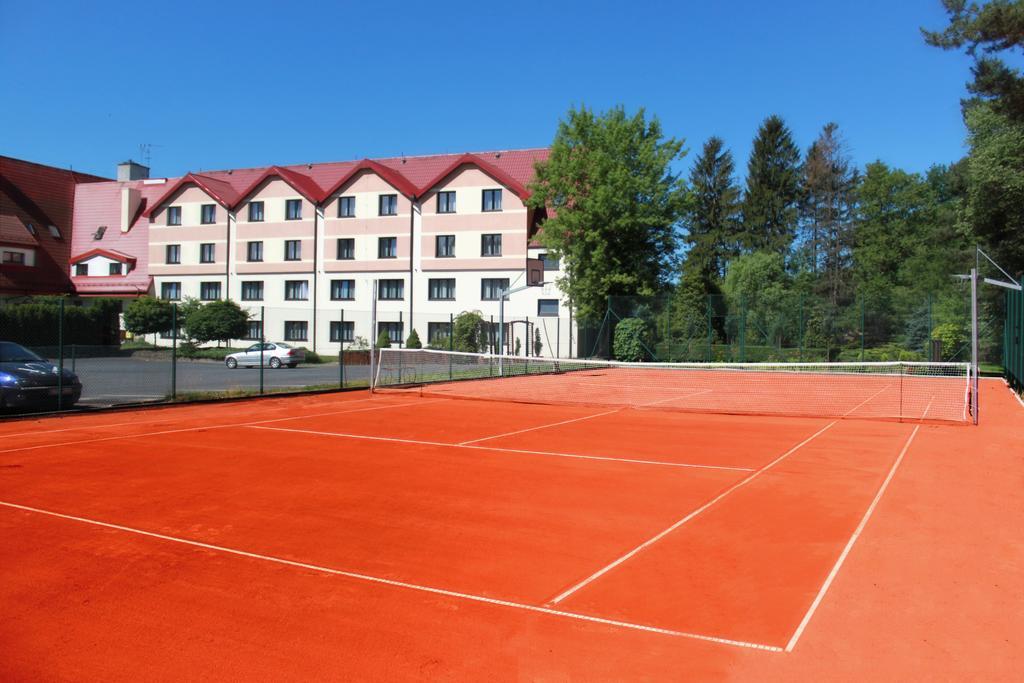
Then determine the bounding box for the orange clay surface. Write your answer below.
[0,381,1021,680]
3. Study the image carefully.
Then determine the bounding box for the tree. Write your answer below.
[375,330,392,349]
[533,327,543,356]
[452,311,485,353]
[741,115,802,254]
[528,105,687,321]
[183,300,250,345]
[722,252,795,347]
[123,296,174,340]
[923,0,1024,123]
[406,328,422,349]
[613,317,649,361]
[799,123,858,305]
[684,136,742,280]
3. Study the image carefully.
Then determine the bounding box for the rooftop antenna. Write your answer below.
[138,143,162,168]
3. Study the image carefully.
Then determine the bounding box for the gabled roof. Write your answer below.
[415,153,530,199]
[70,248,137,265]
[233,165,323,207]
[142,172,240,218]
[0,215,39,247]
[318,159,419,200]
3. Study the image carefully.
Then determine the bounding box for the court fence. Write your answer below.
[1006,285,1024,395]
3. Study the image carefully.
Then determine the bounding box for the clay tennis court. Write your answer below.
[1,371,1021,680]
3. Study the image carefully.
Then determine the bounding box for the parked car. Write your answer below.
[0,341,83,410]
[225,342,305,369]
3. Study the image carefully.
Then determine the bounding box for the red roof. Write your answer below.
[142,172,241,218]
[0,214,39,247]
[70,248,137,265]
[415,153,530,199]
[0,155,108,295]
[234,165,324,207]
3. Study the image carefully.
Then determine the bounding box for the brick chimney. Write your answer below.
[117,160,149,181]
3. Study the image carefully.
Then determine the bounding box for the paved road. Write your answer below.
[65,356,371,407]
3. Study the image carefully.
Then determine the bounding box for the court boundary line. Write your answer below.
[248,425,755,472]
[0,395,385,439]
[841,382,893,418]
[0,500,782,653]
[784,424,921,652]
[0,399,442,456]
[547,420,838,605]
[458,409,621,446]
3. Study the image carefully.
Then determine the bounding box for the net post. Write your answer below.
[369,279,377,395]
[971,267,979,424]
[448,312,454,380]
[498,295,505,376]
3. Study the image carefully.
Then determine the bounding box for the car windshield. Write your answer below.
[0,341,44,362]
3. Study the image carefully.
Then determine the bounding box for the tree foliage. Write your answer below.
[529,105,686,321]
[183,299,250,345]
[684,136,742,281]
[452,311,485,353]
[406,328,422,349]
[123,296,174,336]
[741,115,802,253]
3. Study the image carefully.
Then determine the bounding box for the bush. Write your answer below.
[613,317,648,362]
[299,348,323,363]
[0,297,121,347]
[124,296,174,336]
[835,344,926,362]
[375,330,392,349]
[406,328,422,349]
[452,311,485,352]
[534,328,543,356]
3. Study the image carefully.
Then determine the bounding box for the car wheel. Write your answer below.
[269,357,282,369]
[226,358,238,369]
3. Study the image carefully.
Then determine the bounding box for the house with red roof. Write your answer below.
[47,148,569,353]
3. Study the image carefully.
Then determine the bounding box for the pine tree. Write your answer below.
[741,115,802,254]
[684,137,742,280]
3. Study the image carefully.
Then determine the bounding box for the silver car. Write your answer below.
[225,342,305,369]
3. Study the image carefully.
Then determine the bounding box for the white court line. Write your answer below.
[547,420,838,605]
[0,399,441,456]
[458,409,621,445]
[841,382,894,418]
[784,424,921,652]
[920,395,935,422]
[0,500,781,653]
[250,425,755,473]
[1007,380,1024,410]
[0,395,382,439]
[639,389,714,408]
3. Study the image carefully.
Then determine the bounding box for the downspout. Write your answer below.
[312,202,321,353]
[408,193,415,335]
[225,208,232,299]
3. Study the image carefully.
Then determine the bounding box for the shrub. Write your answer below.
[123,296,174,337]
[452,311,485,353]
[300,348,323,363]
[613,317,648,362]
[375,330,392,349]
[534,328,543,356]
[0,297,120,347]
[406,328,422,349]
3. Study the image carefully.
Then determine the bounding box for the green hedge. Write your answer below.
[0,298,121,347]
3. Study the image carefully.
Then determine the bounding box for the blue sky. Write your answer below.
[0,0,980,180]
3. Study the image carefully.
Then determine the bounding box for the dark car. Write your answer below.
[0,341,82,410]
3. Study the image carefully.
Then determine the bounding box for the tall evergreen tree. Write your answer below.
[528,105,687,321]
[683,136,742,280]
[741,115,802,254]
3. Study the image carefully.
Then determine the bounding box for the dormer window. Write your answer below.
[109,262,123,275]
[47,225,62,240]
[25,222,36,235]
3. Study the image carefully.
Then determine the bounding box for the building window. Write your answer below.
[245,321,263,341]
[161,281,181,300]
[248,201,264,222]
[74,263,88,276]
[378,279,404,300]
[284,280,309,301]
[330,321,354,343]
[540,253,559,270]
[3,251,26,265]
[200,204,216,224]
[482,189,502,212]
[166,244,181,264]
[284,321,308,341]
[378,194,398,216]
[481,234,502,257]
[200,243,215,263]
[481,278,509,301]
[109,262,123,275]
[428,322,452,345]
[336,238,354,260]
[330,279,355,300]
[167,206,182,226]
[285,240,301,261]
[241,281,264,301]
[25,222,36,235]
[338,196,356,218]
[437,191,456,214]
[200,281,222,301]
[378,236,397,258]
[537,299,559,317]
[378,321,403,344]
[247,241,263,262]
[435,234,455,258]
[48,225,62,240]
[285,199,302,220]
[428,278,456,300]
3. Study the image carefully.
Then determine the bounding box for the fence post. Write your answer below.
[798,295,804,362]
[259,306,265,396]
[927,292,933,361]
[171,304,178,400]
[448,312,453,381]
[57,298,64,411]
[556,316,561,359]
[860,294,865,362]
[71,344,77,373]
[339,309,345,389]
[739,297,747,363]
[706,296,713,362]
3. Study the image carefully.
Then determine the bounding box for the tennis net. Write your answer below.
[372,349,972,423]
